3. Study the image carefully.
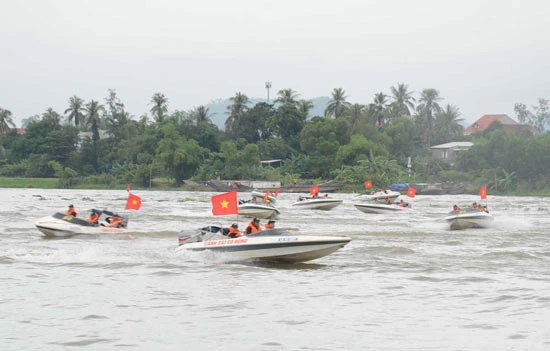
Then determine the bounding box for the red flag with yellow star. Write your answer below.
[211,191,238,216]
[125,193,142,210]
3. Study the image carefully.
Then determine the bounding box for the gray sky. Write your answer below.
[2,0,549,127]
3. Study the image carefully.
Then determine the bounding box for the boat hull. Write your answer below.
[292,199,343,211]
[445,211,494,230]
[353,191,400,202]
[238,204,280,219]
[176,234,351,263]
[354,203,411,214]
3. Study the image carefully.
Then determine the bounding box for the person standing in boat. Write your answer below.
[245,218,262,235]
[66,204,77,217]
[228,223,242,238]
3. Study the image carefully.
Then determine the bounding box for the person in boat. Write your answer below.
[88,210,99,224]
[385,197,392,204]
[481,205,489,213]
[66,204,77,217]
[228,223,242,238]
[245,217,262,235]
[471,202,479,209]
[298,195,306,201]
[264,219,275,230]
[323,193,328,198]
[399,199,407,207]
[452,204,460,211]
[109,215,124,228]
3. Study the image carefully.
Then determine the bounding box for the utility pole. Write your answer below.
[265,81,272,103]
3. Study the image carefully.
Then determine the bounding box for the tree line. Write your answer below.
[0,85,549,193]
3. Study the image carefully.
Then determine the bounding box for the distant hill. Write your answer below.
[205,96,330,130]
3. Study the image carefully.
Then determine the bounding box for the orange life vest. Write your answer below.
[88,213,99,223]
[264,223,274,230]
[246,221,261,234]
[228,227,242,237]
[66,208,77,217]
[110,216,123,228]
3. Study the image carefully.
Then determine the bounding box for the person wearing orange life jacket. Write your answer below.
[66,204,77,217]
[245,218,262,235]
[88,211,99,224]
[228,223,242,238]
[109,215,123,228]
[264,220,275,230]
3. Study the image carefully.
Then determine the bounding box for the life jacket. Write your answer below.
[66,208,77,217]
[264,223,274,230]
[228,227,242,238]
[88,213,99,223]
[110,216,123,228]
[246,221,261,234]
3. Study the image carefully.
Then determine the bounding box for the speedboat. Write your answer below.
[35,209,128,238]
[175,226,351,263]
[445,209,494,230]
[354,201,412,214]
[238,200,280,219]
[250,190,278,205]
[353,190,400,202]
[292,196,343,210]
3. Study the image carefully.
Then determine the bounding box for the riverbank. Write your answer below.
[1,177,549,196]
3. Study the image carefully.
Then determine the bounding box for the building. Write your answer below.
[464,114,538,135]
[430,141,474,165]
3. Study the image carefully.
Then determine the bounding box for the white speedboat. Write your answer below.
[445,209,494,230]
[354,202,412,214]
[238,200,280,219]
[353,190,400,202]
[35,210,128,238]
[176,226,351,263]
[250,190,278,205]
[292,196,343,210]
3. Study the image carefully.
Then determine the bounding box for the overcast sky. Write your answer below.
[1,0,549,127]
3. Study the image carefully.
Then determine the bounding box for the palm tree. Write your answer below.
[297,99,314,117]
[369,92,389,127]
[275,89,300,106]
[225,92,250,138]
[325,88,351,118]
[433,104,464,144]
[0,108,16,135]
[190,105,212,125]
[42,107,62,130]
[83,100,105,142]
[348,103,365,131]
[150,93,169,123]
[64,95,84,127]
[390,83,415,117]
[416,88,442,145]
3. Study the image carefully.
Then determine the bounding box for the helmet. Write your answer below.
[231,223,238,228]
[253,217,260,222]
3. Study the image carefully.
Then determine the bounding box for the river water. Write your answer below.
[1,188,550,350]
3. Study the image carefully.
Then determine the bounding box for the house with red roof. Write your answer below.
[464,114,538,135]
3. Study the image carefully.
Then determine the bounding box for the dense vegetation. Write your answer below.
[0,85,549,194]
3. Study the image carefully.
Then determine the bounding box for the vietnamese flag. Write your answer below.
[364,180,373,189]
[479,185,487,200]
[211,191,238,216]
[407,186,417,198]
[125,193,142,210]
[309,185,319,196]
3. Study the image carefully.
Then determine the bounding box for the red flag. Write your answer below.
[407,186,417,198]
[211,191,238,216]
[479,186,487,200]
[274,189,280,197]
[126,184,131,192]
[125,193,142,210]
[309,185,319,196]
[364,180,373,189]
